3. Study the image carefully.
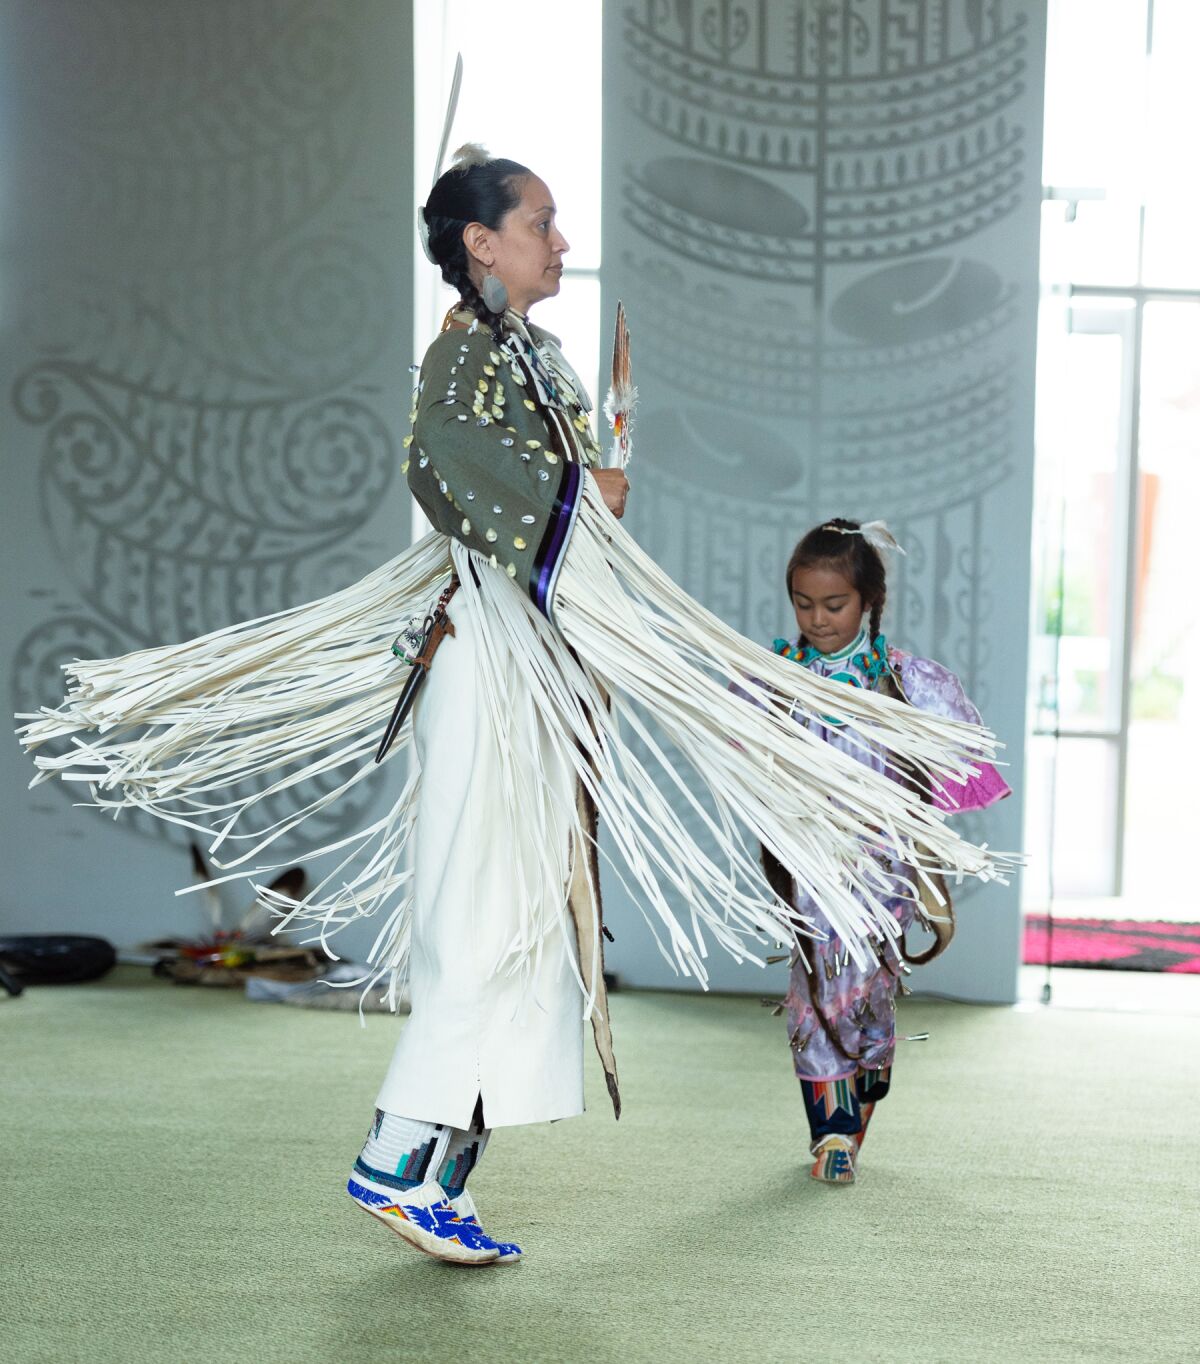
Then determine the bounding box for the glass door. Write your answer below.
[1025,300,1136,901]
[1121,300,1200,912]
[1026,0,1200,942]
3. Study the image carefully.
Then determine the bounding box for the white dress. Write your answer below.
[374,566,585,1128]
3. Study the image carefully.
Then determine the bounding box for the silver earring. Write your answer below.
[481,272,508,314]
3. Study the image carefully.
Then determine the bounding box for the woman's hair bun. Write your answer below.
[450,142,491,170]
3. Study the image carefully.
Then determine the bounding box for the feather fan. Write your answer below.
[602,302,637,470]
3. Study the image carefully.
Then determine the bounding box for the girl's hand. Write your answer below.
[590,469,630,519]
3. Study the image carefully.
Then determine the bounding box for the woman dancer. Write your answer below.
[345,147,627,1264]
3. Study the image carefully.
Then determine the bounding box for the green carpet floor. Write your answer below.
[2,968,1196,1364]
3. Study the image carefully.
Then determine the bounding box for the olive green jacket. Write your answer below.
[407,313,600,619]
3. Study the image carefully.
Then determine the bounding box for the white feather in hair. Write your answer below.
[858,521,907,555]
[856,521,905,553]
[450,142,491,170]
[431,54,463,183]
[826,520,907,556]
[418,53,465,264]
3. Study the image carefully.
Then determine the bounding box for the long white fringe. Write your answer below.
[17,485,1012,999]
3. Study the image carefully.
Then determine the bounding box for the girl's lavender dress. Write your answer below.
[770,628,1010,1145]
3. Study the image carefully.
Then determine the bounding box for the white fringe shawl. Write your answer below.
[18,483,1010,1000]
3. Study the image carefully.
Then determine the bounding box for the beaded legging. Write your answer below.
[800,1066,892,1146]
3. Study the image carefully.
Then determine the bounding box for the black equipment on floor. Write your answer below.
[0,935,117,992]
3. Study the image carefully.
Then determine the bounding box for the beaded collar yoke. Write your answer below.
[773,628,891,686]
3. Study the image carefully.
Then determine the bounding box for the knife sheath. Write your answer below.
[374,589,458,764]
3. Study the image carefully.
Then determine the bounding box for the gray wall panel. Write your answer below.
[1,0,414,950]
[601,0,1045,1003]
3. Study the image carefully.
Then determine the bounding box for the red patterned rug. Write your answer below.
[1023,916,1200,973]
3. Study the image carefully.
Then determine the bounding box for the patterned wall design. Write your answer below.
[1,1,413,940]
[602,0,1045,999]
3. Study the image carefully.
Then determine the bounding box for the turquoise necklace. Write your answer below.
[773,626,891,697]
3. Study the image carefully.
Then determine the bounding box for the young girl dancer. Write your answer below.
[765,518,1011,1185]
